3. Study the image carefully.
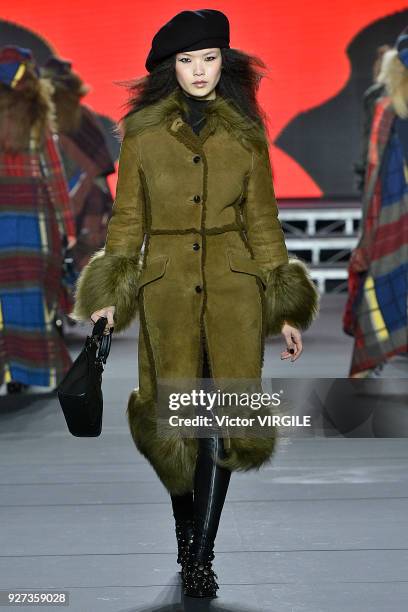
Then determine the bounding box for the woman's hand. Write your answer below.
[280,322,303,362]
[91,306,115,335]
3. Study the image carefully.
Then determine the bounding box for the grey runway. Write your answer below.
[0,295,407,612]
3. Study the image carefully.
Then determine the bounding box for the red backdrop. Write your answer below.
[4,1,407,197]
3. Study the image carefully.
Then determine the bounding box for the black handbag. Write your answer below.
[57,317,112,437]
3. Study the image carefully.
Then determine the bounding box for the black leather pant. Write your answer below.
[171,344,231,560]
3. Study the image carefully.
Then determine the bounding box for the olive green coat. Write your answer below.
[72,88,319,495]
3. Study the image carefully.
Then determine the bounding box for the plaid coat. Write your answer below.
[0,127,75,387]
[343,96,408,376]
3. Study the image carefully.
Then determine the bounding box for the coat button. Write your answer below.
[193,155,201,163]
[192,242,200,250]
[193,195,201,203]
[195,285,202,293]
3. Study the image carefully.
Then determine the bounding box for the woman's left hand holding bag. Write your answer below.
[91,306,116,335]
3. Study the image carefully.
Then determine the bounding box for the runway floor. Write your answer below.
[0,295,407,611]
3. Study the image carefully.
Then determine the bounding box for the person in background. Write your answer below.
[0,46,76,394]
[344,27,408,378]
[353,45,390,193]
[41,57,115,279]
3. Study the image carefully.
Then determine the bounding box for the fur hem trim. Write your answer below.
[216,435,277,471]
[263,257,320,336]
[127,389,198,495]
[70,249,141,332]
[216,399,279,471]
[127,390,280,493]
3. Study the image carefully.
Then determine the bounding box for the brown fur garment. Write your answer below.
[127,389,199,495]
[51,72,88,134]
[127,389,281,494]
[0,73,55,152]
[216,434,277,472]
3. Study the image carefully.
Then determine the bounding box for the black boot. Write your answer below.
[182,435,231,598]
[171,492,194,570]
[175,518,194,569]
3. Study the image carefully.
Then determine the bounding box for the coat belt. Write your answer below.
[149,226,242,235]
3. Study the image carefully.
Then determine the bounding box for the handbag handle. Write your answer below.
[91,317,113,364]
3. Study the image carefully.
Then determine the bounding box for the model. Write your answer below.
[0,46,76,394]
[344,27,408,378]
[42,56,115,273]
[72,9,319,598]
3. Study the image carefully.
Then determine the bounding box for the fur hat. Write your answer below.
[145,9,230,73]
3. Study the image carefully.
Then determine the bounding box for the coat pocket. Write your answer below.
[137,255,169,294]
[226,249,267,289]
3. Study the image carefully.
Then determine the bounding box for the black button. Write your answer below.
[195,285,202,293]
[193,155,201,163]
[192,243,200,251]
[193,195,201,203]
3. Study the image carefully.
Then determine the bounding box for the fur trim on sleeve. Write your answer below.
[70,249,141,332]
[263,257,320,336]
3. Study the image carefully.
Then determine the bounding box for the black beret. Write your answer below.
[145,9,230,73]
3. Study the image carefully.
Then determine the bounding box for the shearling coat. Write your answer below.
[72,88,319,495]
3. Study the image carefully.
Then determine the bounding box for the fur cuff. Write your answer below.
[70,249,141,332]
[263,257,319,336]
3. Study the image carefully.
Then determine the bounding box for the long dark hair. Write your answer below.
[119,48,270,136]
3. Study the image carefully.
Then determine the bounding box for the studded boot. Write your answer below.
[182,435,231,598]
[175,518,194,569]
[170,492,194,571]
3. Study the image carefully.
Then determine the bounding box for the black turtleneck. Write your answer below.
[181,90,212,135]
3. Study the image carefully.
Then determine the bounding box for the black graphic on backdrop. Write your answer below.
[275,10,407,198]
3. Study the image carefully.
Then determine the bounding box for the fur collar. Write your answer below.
[123,88,269,151]
[0,77,55,152]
